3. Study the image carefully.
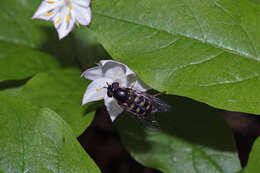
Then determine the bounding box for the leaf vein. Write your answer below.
[181,0,206,42]
[212,0,258,59]
[198,73,260,87]
[2,9,34,48]
[93,11,255,60]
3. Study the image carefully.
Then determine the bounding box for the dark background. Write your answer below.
[78,106,260,173]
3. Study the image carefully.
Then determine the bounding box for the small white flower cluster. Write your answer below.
[81,60,150,121]
[33,0,91,39]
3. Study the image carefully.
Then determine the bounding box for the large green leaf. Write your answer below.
[0,41,59,82]
[19,69,96,136]
[0,92,100,173]
[240,137,260,173]
[115,95,241,173]
[0,0,45,47]
[0,0,61,81]
[90,0,260,114]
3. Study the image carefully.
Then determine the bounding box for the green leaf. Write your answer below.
[0,0,85,82]
[0,0,45,47]
[19,68,96,136]
[0,79,28,96]
[0,41,59,82]
[240,137,260,173]
[73,27,111,68]
[115,95,241,173]
[0,0,61,81]
[0,92,100,173]
[90,0,260,114]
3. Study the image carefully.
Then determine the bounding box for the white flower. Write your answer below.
[81,60,150,122]
[33,0,91,39]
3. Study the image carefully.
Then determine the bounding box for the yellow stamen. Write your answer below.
[98,97,103,101]
[69,4,72,10]
[45,11,52,17]
[96,89,101,92]
[47,1,55,4]
[56,18,61,24]
[66,14,70,22]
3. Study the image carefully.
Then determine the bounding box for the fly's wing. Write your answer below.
[141,113,161,131]
[137,92,171,130]
[140,92,172,113]
[128,110,161,131]
[119,101,160,131]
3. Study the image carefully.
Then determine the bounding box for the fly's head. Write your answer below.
[106,82,120,97]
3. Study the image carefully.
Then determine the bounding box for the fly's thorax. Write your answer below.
[113,88,129,102]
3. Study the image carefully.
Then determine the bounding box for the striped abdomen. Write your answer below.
[118,92,153,116]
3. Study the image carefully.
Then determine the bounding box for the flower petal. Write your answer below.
[99,60,128,87]
[32,1,61,20]
[81,66,103,81]
[100,60,135,77]
[104,65,125,80]
[126,74,151,92]
[72,5,91,26]
[53,7,75,39]
[73,0,91,8]
[82,78,113,105]
[104,95,124,122]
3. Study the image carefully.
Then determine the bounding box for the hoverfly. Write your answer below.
[106,82,172,130]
